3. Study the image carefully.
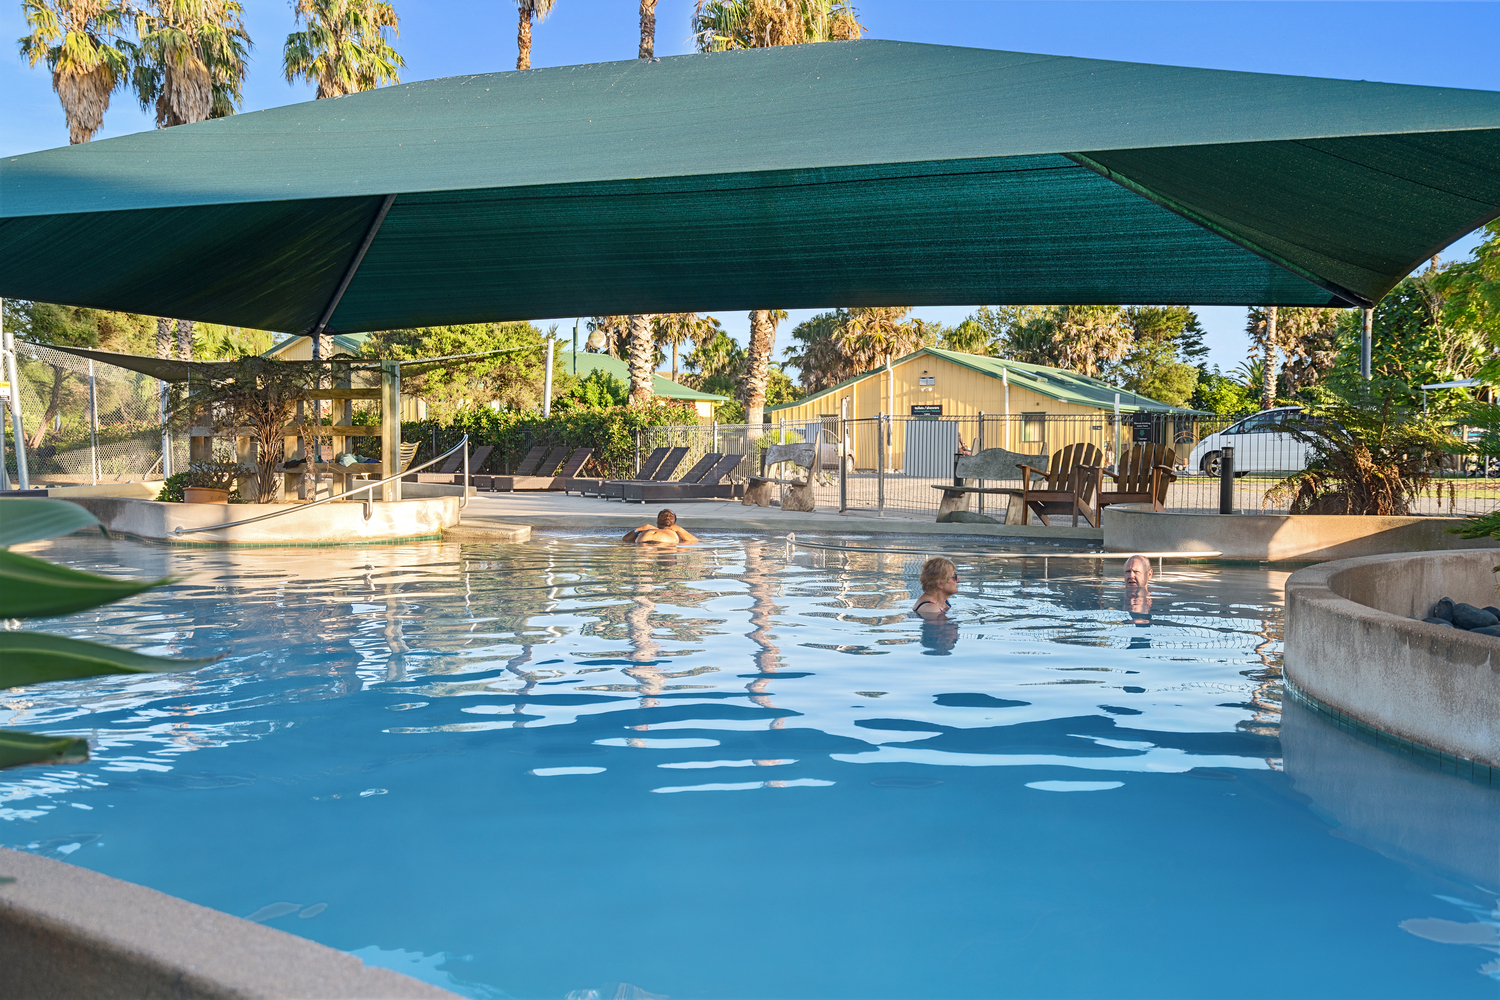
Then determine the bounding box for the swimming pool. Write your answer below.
[4,532,1497,999]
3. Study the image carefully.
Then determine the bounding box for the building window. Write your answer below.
[1021,412,1045,443]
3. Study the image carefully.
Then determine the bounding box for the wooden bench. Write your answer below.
[743,443,820,511]
[930,447,1049,523]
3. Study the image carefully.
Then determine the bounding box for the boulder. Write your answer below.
[1450,602,1498,631]
[1429,597,1454,621]
[1468,624,1500,638]
[1420,617,1455,627]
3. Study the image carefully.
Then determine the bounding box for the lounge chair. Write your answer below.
[598,447,690,500]
[573,447,670,497]
[413,445,494,484]
[487,446,568,492]
[1018,442,1104,527]
[1092,443,1178,513]
[620,453,746,503]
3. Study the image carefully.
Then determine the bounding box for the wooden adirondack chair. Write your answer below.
[1094,443,1178,513]
[1018,442,1104,527]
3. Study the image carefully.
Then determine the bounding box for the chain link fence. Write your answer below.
[640,412,1500,519]
[4,342,180,487]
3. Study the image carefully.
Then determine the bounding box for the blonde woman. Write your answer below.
[914,557,960,618]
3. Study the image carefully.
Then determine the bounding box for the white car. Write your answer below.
[1187,406,1318,476]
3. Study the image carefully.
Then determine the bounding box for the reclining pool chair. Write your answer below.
[572,447,669,497]
[620,453,746,503]
[598,447,690,500]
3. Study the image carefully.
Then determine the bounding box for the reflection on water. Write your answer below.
[2,531,1497,999]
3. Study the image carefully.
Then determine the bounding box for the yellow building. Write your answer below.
[263,333,429,420]
[767,347,1204,471]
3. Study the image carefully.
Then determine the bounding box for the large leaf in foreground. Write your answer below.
[0,730,89,769]
[0,498,100,548]
[0,549,171,618]
[0,631,217,689]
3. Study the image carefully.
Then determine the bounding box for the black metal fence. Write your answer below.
[642,412,1500,519]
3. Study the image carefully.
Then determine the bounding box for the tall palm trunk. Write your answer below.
[177,318,194,361]
[156,316,173,358]
[1262,306,1278,410]
[670,340,678,383]
[627,313,654,405]
[517,8,532,70]
[639,0,656,58]
[743,309,775,429]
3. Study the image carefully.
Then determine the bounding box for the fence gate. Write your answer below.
[902,418,959,478]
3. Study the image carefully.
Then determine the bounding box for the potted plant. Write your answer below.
[175,458,251,504]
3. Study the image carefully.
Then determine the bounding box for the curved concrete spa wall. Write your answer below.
[1284,549,1500,768]
[0,847,457,999]
[59,496,459,545]
[1104,504,1500,562]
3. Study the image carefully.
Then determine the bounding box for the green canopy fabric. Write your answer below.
[3,40,1498,333]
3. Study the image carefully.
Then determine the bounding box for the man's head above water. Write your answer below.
[657,509,677,528]
[1124,554,1153,589]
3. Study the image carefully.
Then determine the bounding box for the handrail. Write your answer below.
[174,434,470,535]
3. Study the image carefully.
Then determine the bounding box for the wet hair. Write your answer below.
[920,557,956,591]
[656,509,677,527]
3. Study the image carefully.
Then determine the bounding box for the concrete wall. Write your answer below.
[1284,549,1500,768]
[0,847,456,999]
[59,496,459,546]
[1104,504,1500,562]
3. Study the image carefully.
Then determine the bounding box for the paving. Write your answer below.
[455,491,1103,544]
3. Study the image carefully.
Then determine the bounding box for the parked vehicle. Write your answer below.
[1187,407,1321,476]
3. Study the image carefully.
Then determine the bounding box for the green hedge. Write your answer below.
[402,401,698,479]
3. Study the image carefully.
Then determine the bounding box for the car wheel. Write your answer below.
[1202,452,1222,477]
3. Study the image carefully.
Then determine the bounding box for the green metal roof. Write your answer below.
[560,351,731,403]
[261,332,368,357]
[3,40,1498,332]
[767,347,1208,415]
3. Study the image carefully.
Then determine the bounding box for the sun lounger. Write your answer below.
[620,453,746,502]
[573,447,670,497]
[598,446,690,500]
[487,446,569,492]
[413,445,494,484]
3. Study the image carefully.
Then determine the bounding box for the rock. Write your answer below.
[1421,617,1455,627]
[1451,603,1498,630]
[1429,597,1454,621]
[1469,624,1500,637]
[1485,606,1500,620]
[938,511,1001,524]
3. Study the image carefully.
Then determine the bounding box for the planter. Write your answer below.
[183,487,230,504]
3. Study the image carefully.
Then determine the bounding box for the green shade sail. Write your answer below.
[3,40,1498,333]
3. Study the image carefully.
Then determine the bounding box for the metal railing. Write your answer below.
[173,434,468,536]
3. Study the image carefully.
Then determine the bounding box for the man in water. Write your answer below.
[623,509,700,545]
[1123,554,1153,624]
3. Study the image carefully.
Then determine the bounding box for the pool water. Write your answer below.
[3,532,1498,999]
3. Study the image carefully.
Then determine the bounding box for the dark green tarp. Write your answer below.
[3,40,1498,333]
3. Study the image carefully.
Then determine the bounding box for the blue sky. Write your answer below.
[5,1,1497,373]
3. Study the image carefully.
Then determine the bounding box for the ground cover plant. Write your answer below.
[1263,381,1457,515]
[0,499,212,770]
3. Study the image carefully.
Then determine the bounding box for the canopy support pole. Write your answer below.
[381,360,401,503]
[308,194,397,359]
[2,311,29,490]
[1360,307,1373,380]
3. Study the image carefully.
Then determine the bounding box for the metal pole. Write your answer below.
[571,319,579,376]
[159,379,172,479]
[635,428,641,476]
[1002,366,1010,450]
[976,410,985,517]
[1360,307,1373,381]
[542,331,554,418]
[839,397,848,513]
[1218,445,1235,515]
[877,413,886,515]
[87,358,99,485]
[2,313,30,490]
[1113,393,1121,470]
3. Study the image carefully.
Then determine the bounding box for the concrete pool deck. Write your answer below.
[454,492,1105,543]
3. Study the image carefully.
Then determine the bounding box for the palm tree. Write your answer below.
[693,1,864,427]
[283,0,404,99]
[514,0,554,71]
[19,0,134,145]
[653,313,720,382]
[135,0,250,360]
[839,307,923,373]
[627,313,655,405]
[639,0,656,59]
